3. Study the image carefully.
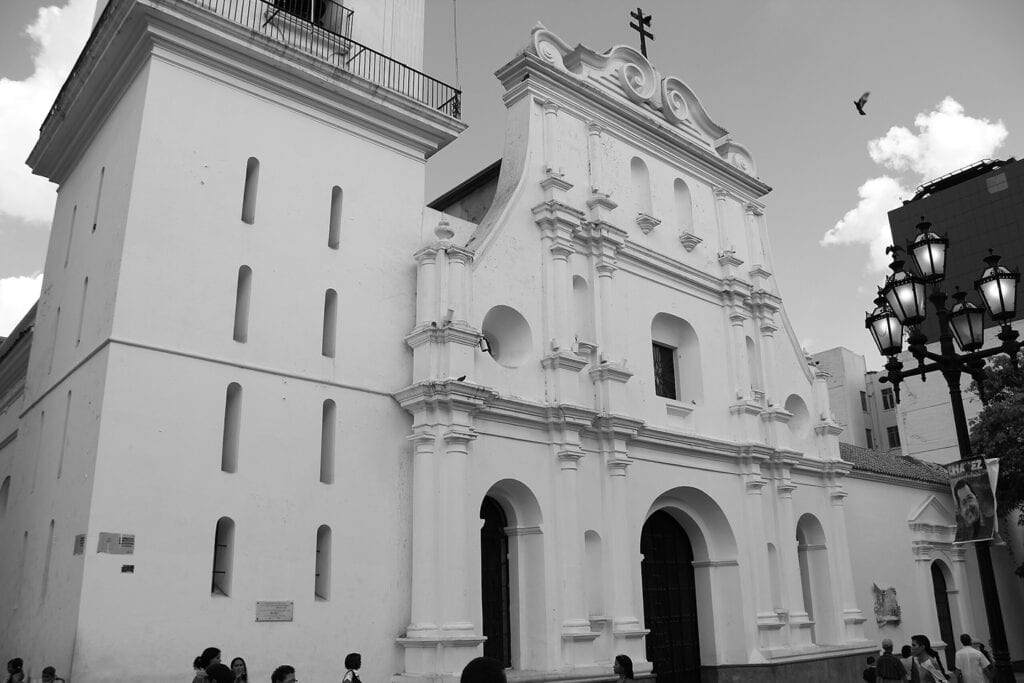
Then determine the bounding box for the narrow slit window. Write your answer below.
[75,277,89,347]
[233,266,252,343]
[328,186,343,249]
[320,399,335,484]
[57,391,71,479]
[48,307,60,375]
[322,289,337,357]
[64,205,77,267]
[211,517,235,596]
[222,383,242,473]
[241,157,260,224]
[315,524,331,600]
[92,167,105,232]
[41,519,55,602]
[0,476,10,517]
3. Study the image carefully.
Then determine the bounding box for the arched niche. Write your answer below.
[651,313,704,404]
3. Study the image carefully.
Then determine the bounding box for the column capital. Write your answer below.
[558,449,584,469]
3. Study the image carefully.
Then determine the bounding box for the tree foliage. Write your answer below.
[969,355,1024,577]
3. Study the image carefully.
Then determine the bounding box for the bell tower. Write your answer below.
[9,0,464,679]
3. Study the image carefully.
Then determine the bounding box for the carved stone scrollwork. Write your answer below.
[532,25,573,71]
[616,50,658,104]
[660,77,690,125]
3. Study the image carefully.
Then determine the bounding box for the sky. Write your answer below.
[1,0,1023,370]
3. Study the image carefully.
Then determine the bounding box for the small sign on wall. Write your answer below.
[73,534,87,555]
[255,601,294,622]
[97,532,135,554]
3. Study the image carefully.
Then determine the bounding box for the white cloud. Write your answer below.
[869,97,1008,180]
[821,176,911,273]
[0,274,43,337]
[0,0,97,224]
[825,97,1009,273]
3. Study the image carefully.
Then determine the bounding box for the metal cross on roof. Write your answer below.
[629,7,654,58]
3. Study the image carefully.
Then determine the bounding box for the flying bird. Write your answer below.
[854,91,870,115]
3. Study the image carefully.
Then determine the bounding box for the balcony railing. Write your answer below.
[197,0,461,118]
[43,0,461,130]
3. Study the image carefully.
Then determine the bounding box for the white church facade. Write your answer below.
[1,1,1021,682]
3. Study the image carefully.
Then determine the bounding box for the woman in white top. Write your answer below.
[910,635,948,683]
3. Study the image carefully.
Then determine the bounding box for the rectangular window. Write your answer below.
[315,525,331,600]
[887,426,901,449]
[865,428,873,449]
[882,388,895,410]
[652,342,677,400]
[860,391,868,412]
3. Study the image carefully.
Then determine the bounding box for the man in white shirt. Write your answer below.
[955,633,990,683]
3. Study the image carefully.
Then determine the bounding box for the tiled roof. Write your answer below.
[839,442,949,485]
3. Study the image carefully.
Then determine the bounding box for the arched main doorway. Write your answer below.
[480,496,511,666]
[931,562,955,671]
[641,510,701,683]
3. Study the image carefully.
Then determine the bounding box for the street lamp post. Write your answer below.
[865,218,1020,683]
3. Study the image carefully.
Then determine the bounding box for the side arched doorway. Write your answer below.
[641,510,701,683]
[480,496,511,666]
[931,562,955,671]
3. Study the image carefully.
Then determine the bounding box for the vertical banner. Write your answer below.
[945,456,1000,544]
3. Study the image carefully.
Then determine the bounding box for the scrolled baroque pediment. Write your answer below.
[529,24,740,157]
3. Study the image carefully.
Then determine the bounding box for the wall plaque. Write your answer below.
[255,601,294,622]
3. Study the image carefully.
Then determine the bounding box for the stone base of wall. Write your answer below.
[702,650,872,683]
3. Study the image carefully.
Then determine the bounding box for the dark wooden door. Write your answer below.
[931,562,956,672]
[641,510,701,683]
[480,496,511,667]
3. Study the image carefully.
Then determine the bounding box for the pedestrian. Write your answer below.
[863,655,877,682]
[231,657,249,683]
[5,659,25,683]
[271,665,296,683]
[954,634,989,683]
[194,647,222,683]
[613,655,634,683]
[40,667,65,683]
[343,653,361,683]
[460,657,506,683]
[910,634,948,682]
[876,639,907,683]
[207,664,235,683]
[901,645,914,681]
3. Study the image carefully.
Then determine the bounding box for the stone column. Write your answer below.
[557,448,589,631]
[774,460,813,646]
[826,484,867,642]
[414,246,439,326]
[587,122,607,196]
[439,426,476,634]
[741,457,785,651]
[550,241,574,351]
[597,417,647,663]
[712,186,730,253]
[757,301,780,408]
[406,429,439,637]
[542,99,561,176]
[730,311,751,401]
[447,247,472,326]
[949,546,975,636]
